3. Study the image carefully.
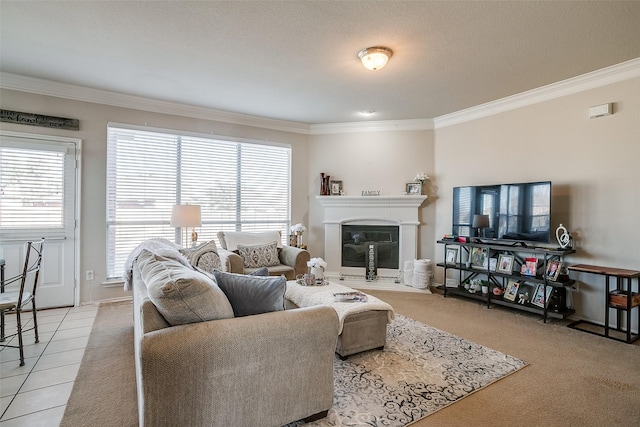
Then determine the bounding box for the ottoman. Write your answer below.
[285,280,394,358]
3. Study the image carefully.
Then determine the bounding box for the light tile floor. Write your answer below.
[0,305,98,426]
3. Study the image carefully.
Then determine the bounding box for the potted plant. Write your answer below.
[481,281,489,294]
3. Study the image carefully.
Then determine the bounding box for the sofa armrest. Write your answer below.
[217,248,244,273]
[279,246,311,276]
[139,306,339,427]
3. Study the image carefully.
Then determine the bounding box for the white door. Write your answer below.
[0,132,78,308]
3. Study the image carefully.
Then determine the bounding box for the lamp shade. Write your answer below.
[472,214,490,229]
[170,204,202,228]
[357,46,393,71]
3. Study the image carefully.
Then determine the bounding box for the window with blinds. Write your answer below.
[107,125,291,279]
[0,144,65,229]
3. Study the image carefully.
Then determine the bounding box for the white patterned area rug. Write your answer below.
[288,314,527,427]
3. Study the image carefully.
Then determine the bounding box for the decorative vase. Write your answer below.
[310,266,324,282]
[295,231,303,248]
[320,173,331,195]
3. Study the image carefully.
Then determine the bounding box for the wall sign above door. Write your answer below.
[0,109,79,130]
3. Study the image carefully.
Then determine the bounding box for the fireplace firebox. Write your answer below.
[341,225,399,270]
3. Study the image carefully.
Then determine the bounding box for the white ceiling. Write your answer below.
[1,1,640,125]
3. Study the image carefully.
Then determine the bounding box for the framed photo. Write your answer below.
[445,247,458,265]
[504,280,521,302]
[531,284,554,308]
[520,257,538,276]
[330,180,343,195]
[545,261,563,281]
[406,182,422,195]
[470,247,488,269]
[497,254,514,274]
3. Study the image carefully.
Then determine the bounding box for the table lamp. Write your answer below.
[171,204,202,247]
[472,214,490,238]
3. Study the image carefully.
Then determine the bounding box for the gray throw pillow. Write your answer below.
[236,241,280,268]
[250,267,269,276]
[138,250,234,325]
[212,270,285,317]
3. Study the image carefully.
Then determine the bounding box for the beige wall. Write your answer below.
[2,74,638,327]
[434,76,640,326]
[0,89,309,303]
[306,130,436,264]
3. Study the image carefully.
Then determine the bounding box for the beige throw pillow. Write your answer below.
[179,240,222,273]
[237,241,281,268]
[137,250,234,325]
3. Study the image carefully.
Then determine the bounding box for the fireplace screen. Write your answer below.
[341,225,399,269]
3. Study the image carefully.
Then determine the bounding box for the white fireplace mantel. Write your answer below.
[316,195,427,279]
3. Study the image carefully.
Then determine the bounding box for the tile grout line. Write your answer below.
[0,308,72,421]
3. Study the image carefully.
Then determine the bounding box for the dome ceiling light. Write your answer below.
[357,46,393,71]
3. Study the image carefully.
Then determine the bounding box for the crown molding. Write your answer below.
[308,118,434,135]
[434,57,640,128]
[0,72,311,135]
[2,57,638,134]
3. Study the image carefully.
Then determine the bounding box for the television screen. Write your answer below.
[453,181,552,244]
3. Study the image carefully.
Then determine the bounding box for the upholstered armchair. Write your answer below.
[217,231,310,280]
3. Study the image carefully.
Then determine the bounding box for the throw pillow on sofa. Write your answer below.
[212,269,285,317]
[179,240,222,273]
[138,250,234,325]
[237,241,281,268]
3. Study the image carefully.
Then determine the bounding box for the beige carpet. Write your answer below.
[61,291,640,426]
[60,301,137,427]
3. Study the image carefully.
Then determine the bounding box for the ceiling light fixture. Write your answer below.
[357,46,393,71]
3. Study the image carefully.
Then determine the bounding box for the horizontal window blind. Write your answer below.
[0,145,65,229]
[107,126,291,278]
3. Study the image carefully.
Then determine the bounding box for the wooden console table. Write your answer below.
[568,264,640,344]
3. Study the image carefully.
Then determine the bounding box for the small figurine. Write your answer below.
[518,292,530,305]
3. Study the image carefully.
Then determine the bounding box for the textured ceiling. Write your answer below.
[1,1,639,124]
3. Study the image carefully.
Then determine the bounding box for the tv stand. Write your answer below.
[437,240,575,322]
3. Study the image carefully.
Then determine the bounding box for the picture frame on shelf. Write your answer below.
[504,280,520,302]
[406,182,422,195]
[520,257,538,276]
[497,254,514,274]
[531,284,554,308]
[545,260,563,281]
[445,247,458,265]
[330,180,343,195]
[470,247,488,269]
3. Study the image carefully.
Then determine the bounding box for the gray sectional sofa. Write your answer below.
[131,249,340,427]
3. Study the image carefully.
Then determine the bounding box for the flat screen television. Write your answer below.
[452,181,552,245]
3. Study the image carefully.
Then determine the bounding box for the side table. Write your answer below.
[568,264,640,344]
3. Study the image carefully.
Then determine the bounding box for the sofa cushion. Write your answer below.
[212,270,286,317]
[219,230,283,251]
[138,250,234,325]
[237,241,281,268]
[179,240,222,273]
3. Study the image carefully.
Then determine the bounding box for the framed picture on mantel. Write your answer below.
[406,182,422,195]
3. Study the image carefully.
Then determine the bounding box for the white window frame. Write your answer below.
[106,123,291,279]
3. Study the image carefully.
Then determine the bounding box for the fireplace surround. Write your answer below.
[316,195,427,287]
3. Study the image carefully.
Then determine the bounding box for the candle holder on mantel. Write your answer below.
[320,173,331,195]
